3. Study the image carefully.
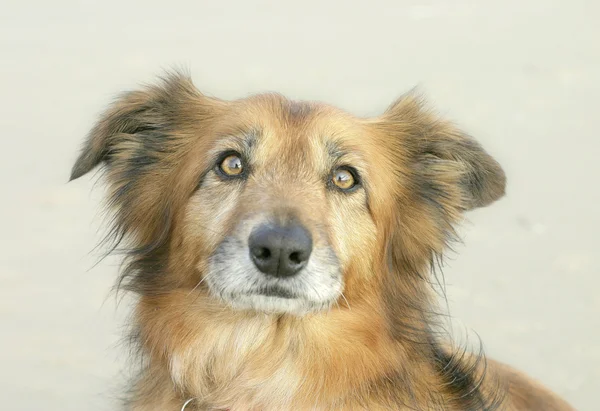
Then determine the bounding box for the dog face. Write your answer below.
[71,73,505,316]
[185,100,385,315]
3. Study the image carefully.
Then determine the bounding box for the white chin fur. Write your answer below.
[223,293,333,316]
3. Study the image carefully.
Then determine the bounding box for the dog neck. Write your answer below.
[132,287,453,410]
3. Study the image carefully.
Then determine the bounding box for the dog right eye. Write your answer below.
[331,166,360,192]
[217,153,245,177]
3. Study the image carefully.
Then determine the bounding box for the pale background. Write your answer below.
[1,1,598,409]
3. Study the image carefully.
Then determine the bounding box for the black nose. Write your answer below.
[248,223,313,278]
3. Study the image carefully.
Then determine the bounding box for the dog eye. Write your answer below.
[332,167,358,191]
[219,154,244,176]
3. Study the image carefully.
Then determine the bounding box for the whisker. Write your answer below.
[187,275,207,297]
[340,291,351,311]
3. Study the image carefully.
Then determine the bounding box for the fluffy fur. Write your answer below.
[71,72,573,410]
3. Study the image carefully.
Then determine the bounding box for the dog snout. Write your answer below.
[248,222,313,278]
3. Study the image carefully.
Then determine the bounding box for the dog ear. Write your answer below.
[383,93,506,211]
[70,89,153,180]
[70,72,201,181]
[69,73,215,283]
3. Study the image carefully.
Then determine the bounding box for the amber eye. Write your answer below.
[332,167,358,191]
[219,154,244,176]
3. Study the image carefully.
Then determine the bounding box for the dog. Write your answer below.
[71,72,574,410]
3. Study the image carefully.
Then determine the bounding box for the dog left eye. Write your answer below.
[218,153,244,177]
[332,167,359,191]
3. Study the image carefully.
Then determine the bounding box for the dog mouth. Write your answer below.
[209,276,341,315]
[255,285,296,299]
[207,276,342,315]
[221,290,336,316]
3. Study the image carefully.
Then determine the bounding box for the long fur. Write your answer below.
[71,71,573,410]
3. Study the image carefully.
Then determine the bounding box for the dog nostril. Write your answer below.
[288,251,301,265]
[261,248,271,259]
[252,247,271,260]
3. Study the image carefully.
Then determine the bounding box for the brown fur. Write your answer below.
[71,72,573,410]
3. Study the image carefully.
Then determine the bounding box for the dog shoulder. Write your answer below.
[486,358,574,411]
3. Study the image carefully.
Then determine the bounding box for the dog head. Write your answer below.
[71,73,505,316]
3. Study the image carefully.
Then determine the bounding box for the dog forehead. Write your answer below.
[251,128,323,174]
[240,95,365,167]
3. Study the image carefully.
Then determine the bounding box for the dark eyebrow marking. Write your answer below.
[244,128,259,151]
[216,127,260,155]
[326,140,346,160]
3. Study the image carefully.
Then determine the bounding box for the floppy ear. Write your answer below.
[70,89,156,180]
[70,72,202,181]
[69,73,215,264]
[384,94,506,211]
